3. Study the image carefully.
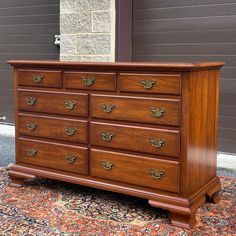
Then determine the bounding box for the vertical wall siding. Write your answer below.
[133,0,236,154]
[0,0,59,124]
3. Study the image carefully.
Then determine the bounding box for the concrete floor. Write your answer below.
[0,124,236,177]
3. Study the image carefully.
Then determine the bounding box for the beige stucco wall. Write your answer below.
[60,0,116,62]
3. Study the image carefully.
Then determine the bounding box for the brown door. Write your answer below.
[0,0,59,123]
[132,0,236,154]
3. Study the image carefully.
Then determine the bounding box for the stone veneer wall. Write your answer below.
[60,0,116,62]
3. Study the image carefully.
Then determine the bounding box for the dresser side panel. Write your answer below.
[181,70,220,196]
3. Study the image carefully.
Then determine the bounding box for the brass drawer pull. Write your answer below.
[101,132,115,141]
[83,76,96,86]
[101,160,115,170]
[151,107,165,118]
[149,138,165,148]
[65,155,77,164]
[65,100,77,110]
[26,97,37,106]
[32,75,44,84]
[141,80,156,89]
[101,104,116,113]
[27,148,38,157]
[149,169,165,179]
[64,127,77,136]
[27,122,38,131]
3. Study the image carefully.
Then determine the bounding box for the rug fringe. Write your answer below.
[0,163,14,172]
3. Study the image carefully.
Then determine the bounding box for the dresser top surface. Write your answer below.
[7,60,224,72]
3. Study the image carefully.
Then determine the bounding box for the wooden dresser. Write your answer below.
[7,60,224,228]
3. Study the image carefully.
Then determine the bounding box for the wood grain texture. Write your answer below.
[18,89,88,117]
[18,138,88,174]
[91,149,180,193]
[118,73,181,94]
[18,114,88,144]
[91,121,180,157]
[64,71,116,91]
[91,94,181,126]
[17,69,62,88]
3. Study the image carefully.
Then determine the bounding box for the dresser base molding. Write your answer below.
[9,164,220,228]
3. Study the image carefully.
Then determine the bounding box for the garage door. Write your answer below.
[0,0,59,124]
[133,0,236,154]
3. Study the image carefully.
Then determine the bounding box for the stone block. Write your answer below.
[60,12,92,34]
[77,34,111,55]
[76,0,111,11]
[60,35,77,54]
[60,0,77,13]
[93,11,111,32]
[60,55,111,62]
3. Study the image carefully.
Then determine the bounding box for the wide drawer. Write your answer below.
[17,69,62,88]
[19,114,88,144]
[64,71,116,91]
[91,94,180,126]
[18,90,88,117]
[91,149,179,193]
[18,138,88,174]
[91,122,180,157]
[118,73,181,94]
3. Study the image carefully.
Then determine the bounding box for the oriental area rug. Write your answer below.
[0,167,235,236]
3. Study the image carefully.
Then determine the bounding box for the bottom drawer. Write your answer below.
[18,138,88,175]
[91,149,179,193]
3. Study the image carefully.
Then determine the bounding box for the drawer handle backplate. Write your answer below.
[27,148,38,157]
[149,169,165,179]
[149,138,165,148]
[27,122,38,131]
[26,97,37,106]
[65,127,77,136]
[141,80,156,89]
[101,160,115,170]
[65,155,77,164]
[101,132,115,141]
[65,100,77,110]
[101,104,116,113]
[32,75,44,84]
[151,107,165,118]
[83,76,96,86]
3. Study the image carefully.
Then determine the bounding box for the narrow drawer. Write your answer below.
[18,69,62,88]
[91,149,179,193]
[91,122,180,157]
[91,94,180,126]
[118,73,181,94]
[18,138,88,174]
[19,114,88,144]
[64,72,116,91]
[18,90,88,117]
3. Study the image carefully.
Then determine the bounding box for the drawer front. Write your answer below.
[118,73,181,94]
[18,138,88,174]
[91,122,180,157]
[18,90,88,117]
[18,70,62,88]
[91,149,179,193]
[91,94,180,126]
[64,72,116,91]
[19,114,88,144]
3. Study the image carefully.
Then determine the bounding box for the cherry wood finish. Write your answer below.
[118,73,181,94]
[18,69,62,88]
[91,149,179,193]
[7,60,224,229]
[18,89,88,117]
[91,94,181,126]
[18,114,88,144]
[91,122,180,157]
[19,138,88,174]
[64,71,116,91]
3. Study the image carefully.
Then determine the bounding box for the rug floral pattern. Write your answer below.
[0,168,235,236]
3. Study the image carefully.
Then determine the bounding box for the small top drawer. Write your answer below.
[17,69,62,88]
[64,72,116,91]
[118,73,181,94]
